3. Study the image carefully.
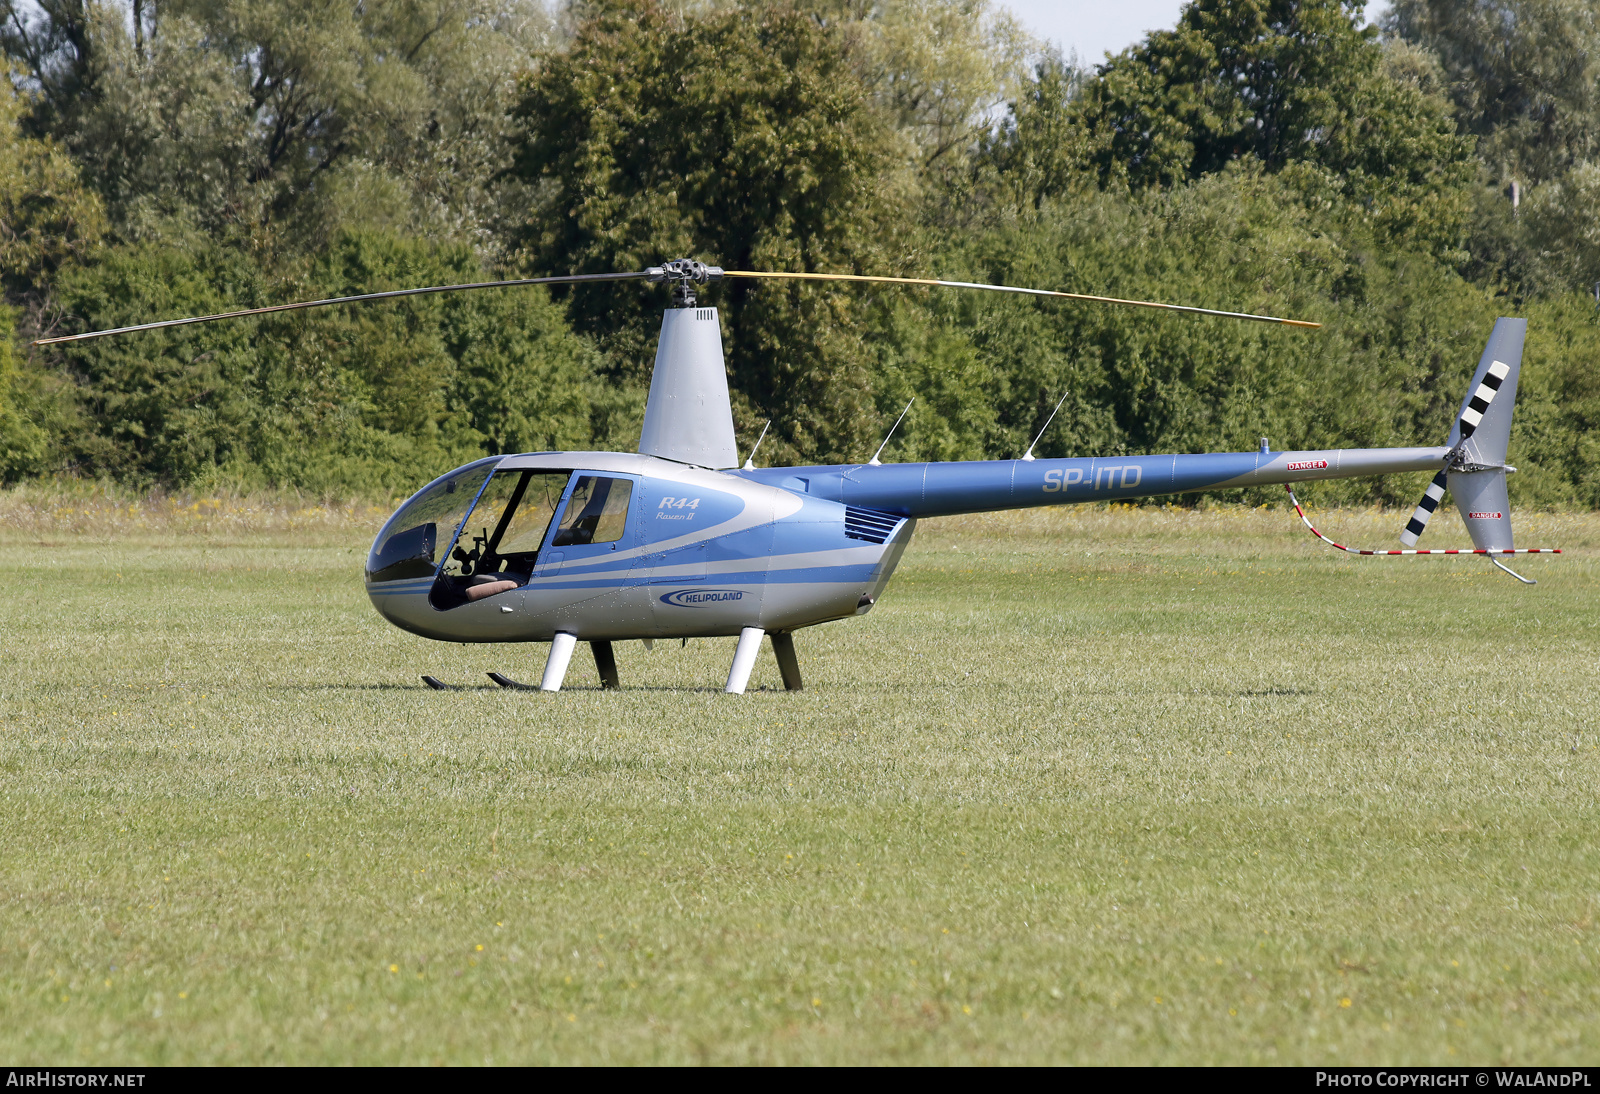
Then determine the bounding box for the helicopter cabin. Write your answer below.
[365,458,636,611]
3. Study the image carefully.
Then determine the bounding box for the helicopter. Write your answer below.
[37,258,1558,694]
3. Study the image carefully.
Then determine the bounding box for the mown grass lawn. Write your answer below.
[1,496,1596,1065]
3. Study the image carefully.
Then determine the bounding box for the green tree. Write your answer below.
[0,0,105,139]
[863,0,1031,173]
[1386,1,1600,293]
[0,71,103,479]
[509,0,917,464]
[1522,162,1600,292]
[887,164,1516,503]
[45,231,600,491]
[1065,0,1475,257]
[0,305,49,479]
[978,55,1096,212]
[1509,293,1600,508]
[1386,0,1600,188]
[0,69,103,303]
[4,0,551,250]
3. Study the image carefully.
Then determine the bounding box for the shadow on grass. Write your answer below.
[167,680,798,694]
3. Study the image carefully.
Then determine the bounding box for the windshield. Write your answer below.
[365,458,499,583]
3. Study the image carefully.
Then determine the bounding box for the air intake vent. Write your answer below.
[844,506,901,544]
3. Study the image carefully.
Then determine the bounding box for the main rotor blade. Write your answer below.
[32,260,1321,346]
[721,270,1321,328]
[29,271,653,346]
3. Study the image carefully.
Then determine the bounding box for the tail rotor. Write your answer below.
[1397,321,1522,551]
[1288,317,1559,582]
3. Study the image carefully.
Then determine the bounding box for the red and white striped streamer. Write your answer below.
[1284,485,1559,556]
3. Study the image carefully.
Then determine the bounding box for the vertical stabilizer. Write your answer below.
[1447,317,1525,551]
[1447,317,1525,464]
[638,307,739,469]
[1449,468,1513,549]
[1400,317,1525,548]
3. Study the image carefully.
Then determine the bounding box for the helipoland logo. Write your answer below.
[659,589,745,607]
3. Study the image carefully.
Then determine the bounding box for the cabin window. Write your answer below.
[552,476,633,546]
[497,473,567,559]
[426,469,633,609]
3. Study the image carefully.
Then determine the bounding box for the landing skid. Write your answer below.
[429,633,803,694]
[487,671,539,690]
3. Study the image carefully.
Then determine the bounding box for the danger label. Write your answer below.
[1468,511,1504,519]
[1285,460,1329,471]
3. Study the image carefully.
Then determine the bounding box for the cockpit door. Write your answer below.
[430,467,566,613]
[523,472,651,636]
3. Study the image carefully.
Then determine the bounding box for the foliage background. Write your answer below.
[2,0,1598,507]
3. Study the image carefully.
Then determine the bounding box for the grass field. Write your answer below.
[1,489,1597,1065]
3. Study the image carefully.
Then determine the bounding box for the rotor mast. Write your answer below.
[636,260,739,469]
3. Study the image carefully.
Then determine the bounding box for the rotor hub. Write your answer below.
[646,258,724,308]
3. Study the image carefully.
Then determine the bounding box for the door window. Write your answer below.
[552,476,633,546]
[441,470,568,577]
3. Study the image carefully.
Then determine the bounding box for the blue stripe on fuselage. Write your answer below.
[521,564,876,592]
[367,562,878,598]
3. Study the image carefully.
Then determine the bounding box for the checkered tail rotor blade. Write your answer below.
[1456,359,1512,444]
[1399,470,1449,547]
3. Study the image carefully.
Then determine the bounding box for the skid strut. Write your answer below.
[591,641,620,689]
[470,633,803,695]
[771,632,803,691]
[488,641,618,690]
[726,627,763,694]
[541,632,578,691]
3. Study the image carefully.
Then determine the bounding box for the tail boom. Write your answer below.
[743,445,1452,519]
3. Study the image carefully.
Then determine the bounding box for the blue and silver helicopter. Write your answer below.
[39,259,1552,693]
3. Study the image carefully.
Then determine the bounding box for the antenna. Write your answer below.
[742,420,772,470]
[1020,391,1069,462]
[868,399,914,466]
